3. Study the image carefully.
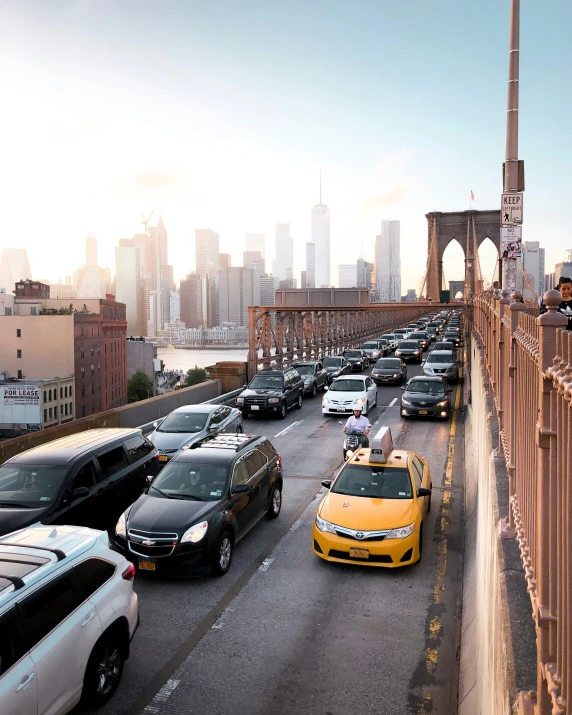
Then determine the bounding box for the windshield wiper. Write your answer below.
[150,485,175,498]
[168,494,208,501]
[0,501,36,508]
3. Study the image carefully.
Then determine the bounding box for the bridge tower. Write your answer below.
[424,210,501,299]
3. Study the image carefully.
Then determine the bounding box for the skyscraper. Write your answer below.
[311,178,330,288]
[195,229,220,275]
[243,251,264,273]
[357,258,373,290]
[115,244,141,334]
[218,267,260,326]
[375,221,401,302]
[517,241,546,299]
[74,236,108,299]
[86,235,98,267]
[305,242,315,288]
[272,223,294,281]
[0,248,32,290]
[245,233,265,258]
[338,265,357,288]
[260,275,280,306]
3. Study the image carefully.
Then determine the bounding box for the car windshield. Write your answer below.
[158,412,209,433]
[407,381,445,396]
[329,379,364,392]
[295,365,314,376]
[344,351,362,358]
[399,342,418,349]
[151,462,229,501]
[362,343,378,349]
[427,353,454,364]
[437,343,454,350]
[415,333,428,339]
[374,359,401,369]
[384,334,395,340]
[332,464,412,499]
[0,465,68,507]
[249,375,284,389]
[323,357,342,367]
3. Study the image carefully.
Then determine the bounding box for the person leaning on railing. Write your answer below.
[540,276,572,330]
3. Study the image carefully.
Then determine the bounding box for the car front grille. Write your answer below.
[328,549,392,563]
[245,396,267,406]
[333,525,389,542]
[411,401,435,408]
[128,528,178,559]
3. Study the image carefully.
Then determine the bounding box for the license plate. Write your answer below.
[251,405,259,410]
[158,455,169,462]
[419,410,428,415]
[138,561,156,571]
[349,548,369,559]
[382,378,389,382]
[336,408,347,412]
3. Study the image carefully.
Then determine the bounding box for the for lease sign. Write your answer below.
[3,385,40,405]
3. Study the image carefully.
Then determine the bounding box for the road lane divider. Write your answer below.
[273,419,303,438]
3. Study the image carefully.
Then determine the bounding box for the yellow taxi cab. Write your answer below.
[312,426,432,568]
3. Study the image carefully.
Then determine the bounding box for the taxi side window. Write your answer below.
[411,457,424,489]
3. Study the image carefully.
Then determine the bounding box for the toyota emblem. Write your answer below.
[355,531,365,540]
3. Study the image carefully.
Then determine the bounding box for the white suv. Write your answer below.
[0,524,138,715]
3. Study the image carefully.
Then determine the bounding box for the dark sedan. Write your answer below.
[411,331,430,350]
[322,356,351,383]
[443,331,462,348]
[394,340,423,363]
[371,357,407,385]
[400,376,451,420]
[342,349,368,372]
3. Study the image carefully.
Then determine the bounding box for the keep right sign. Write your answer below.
[501,193,523,226]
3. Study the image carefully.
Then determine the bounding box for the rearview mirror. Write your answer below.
[417,487,432,497]
[72,487,89,501]
[321,479,332,489]
[232,483,250,495]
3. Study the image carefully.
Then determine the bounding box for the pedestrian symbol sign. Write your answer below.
[501,193,523,226]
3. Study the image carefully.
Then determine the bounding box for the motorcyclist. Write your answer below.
[343,402,371,448]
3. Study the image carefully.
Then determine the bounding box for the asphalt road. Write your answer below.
[84,350,465,715]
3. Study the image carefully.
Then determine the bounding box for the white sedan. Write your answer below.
[322,375,378,416]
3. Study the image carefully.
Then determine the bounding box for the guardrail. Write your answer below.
[473,288,570,715]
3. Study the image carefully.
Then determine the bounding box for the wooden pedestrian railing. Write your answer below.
[473,288,570,714]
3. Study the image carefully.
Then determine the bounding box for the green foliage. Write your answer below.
[184,366,208,387]
[127,370,153,403]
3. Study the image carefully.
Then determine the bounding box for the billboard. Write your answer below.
[3,385,40,405]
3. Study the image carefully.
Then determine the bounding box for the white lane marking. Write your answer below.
[273,420,302,438]
[259,557,274,571]
[143,679,180,713]
[389,397,398,406]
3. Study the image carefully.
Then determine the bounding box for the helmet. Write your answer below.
[352,401,363,413]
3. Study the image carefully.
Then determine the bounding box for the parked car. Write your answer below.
[360,341,388,363]
[422,350,459,382]
[395,340,423,363]
[342,349,368,372]
[400,376,451,420]
[322,356,351,384]
[149,405,243,465]
[0,524,138,713]
[114,433,283,576]
[236,367,304,419]
[292,361,328,397]
[0,429,159,537]
[371,357,408,385]
[322,375,377,416]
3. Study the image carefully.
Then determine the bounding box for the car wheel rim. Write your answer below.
[219,537,231,570]
[298,395,302,407]
[312,385,317,397]
[281,404,286,417]
[95,646,121,696]
[272,488,281,514]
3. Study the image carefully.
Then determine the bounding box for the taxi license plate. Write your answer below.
[138,561,156,571]
[158,455,169,462]
[349,548,369,559]
[419,410,428,415]
[251,405,259,410]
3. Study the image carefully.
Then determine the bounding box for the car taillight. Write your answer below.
[277,454,282,467]
[122,563,136,581]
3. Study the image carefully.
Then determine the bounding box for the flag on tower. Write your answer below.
[471,190,475,201]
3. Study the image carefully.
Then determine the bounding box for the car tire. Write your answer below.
[241,410,249,419]
[278,401,287,420]
[266,484,282,519]
[212,530,233,576]
[81,632,125,707]
[362,403,368,417]
[311,383,317,398]
[296,392,303,409]
[427,492,432,513]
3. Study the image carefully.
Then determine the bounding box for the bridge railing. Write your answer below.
[473,289,570,714]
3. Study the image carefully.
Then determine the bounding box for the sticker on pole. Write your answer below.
[500,226,522,258]
[501,193,523,226]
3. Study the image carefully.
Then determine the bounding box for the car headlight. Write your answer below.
[236,397,244,404]
[372,351,380,357]
[355,397,366,403]
[115,511,127,538]
[268,397,280,403]
[437,400,448,407]
[414,350,420,355]
[401,397,412,406]
[304,378,313,384]
[395,350,401,356]
[316,514,337,534]
[393,373,400,378]
[181,520,208,543]
[386,523,416,539]
[322,396,330,404]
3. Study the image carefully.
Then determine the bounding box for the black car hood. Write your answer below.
[127,493,218,533]
[325,366,342,372]
[404,391,442,404]
[0,506,47,537]
[240,388,282,397]
[345,357,362,362]
[372,368,401,375]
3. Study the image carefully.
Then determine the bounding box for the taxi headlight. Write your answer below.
[386,523,416,540]
[316,514,337,534]
[181,520,208,543]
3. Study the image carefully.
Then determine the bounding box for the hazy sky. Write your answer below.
[1,0,570,292]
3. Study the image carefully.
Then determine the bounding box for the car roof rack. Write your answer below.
[0,542,66,561]
[0,573,25,590]
[187,433,261,452]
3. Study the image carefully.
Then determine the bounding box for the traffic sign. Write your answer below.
[501,193,523,226]
[500,226,522,258]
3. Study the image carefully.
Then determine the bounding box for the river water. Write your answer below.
[157,347,248,371]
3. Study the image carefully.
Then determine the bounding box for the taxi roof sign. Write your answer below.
[369,426,394,464]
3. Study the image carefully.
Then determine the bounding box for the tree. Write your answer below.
[184,366,208,387]
[127,370,153,403]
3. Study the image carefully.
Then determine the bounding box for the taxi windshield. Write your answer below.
[332,464,412,499]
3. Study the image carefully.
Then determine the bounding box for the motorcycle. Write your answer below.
[343,428,370,460]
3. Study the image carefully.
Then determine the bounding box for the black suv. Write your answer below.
[237,367,304,419]
[292,361,328,397]
[113,433,283,576]
[0,428,159,537]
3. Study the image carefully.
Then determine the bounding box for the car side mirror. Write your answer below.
[208,423,217,431]
[400,385,406,390]
[417,487,432,497]
[152,421,160,429]
[146,475,154,484]
[321,479,332,489]
[232,483,250,495]
[448,387,453,393]
[72,487,89,501]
